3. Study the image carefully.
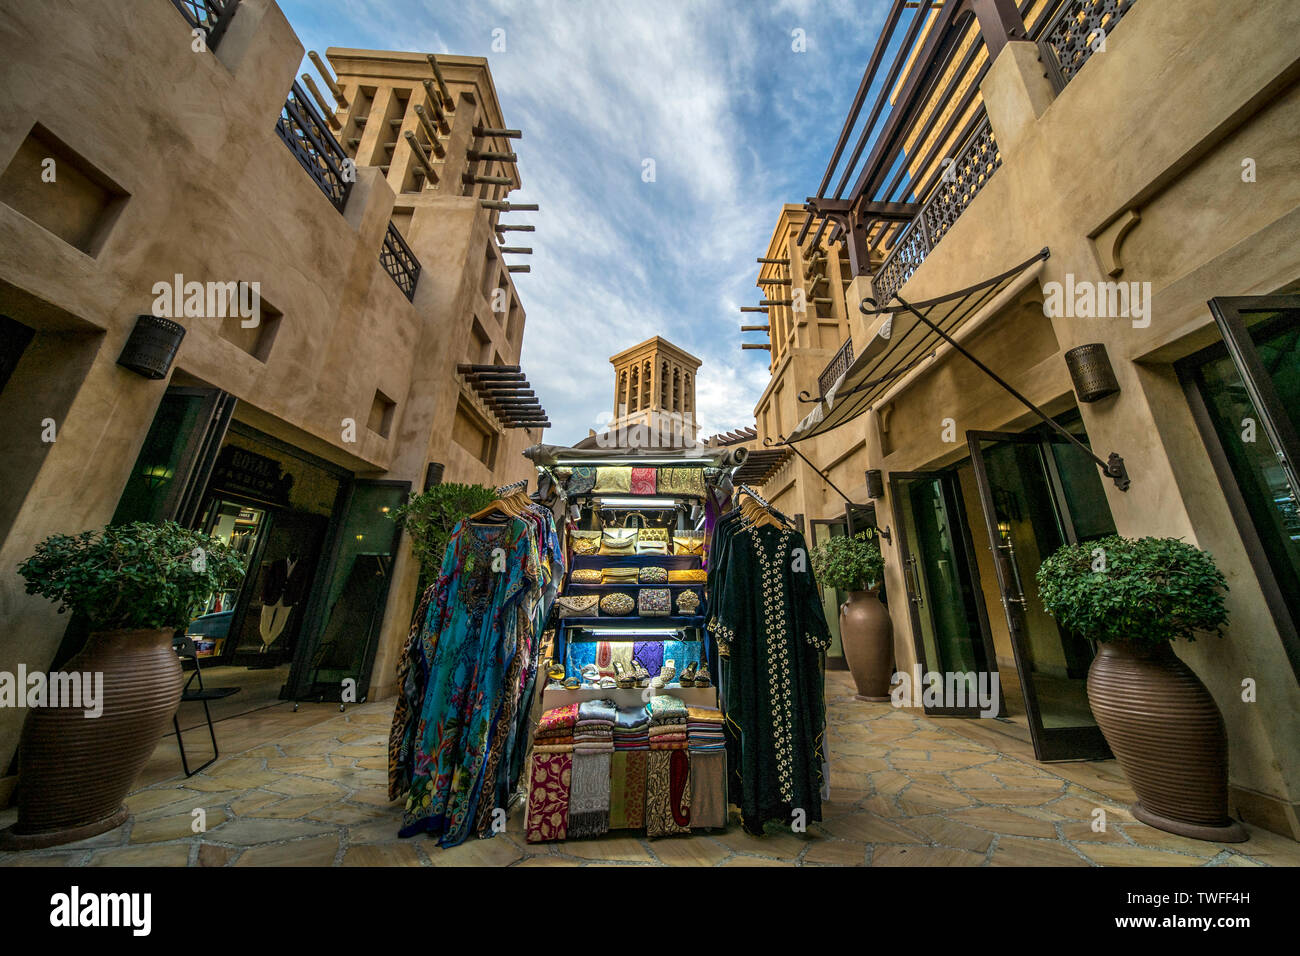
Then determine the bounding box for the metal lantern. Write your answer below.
[1064,343,1120,403]
[423,461,445,491]
[865,469,885,499]
[117,315,185,380]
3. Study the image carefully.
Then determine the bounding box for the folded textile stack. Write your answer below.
[647,694,688,751]
[570,698,616,838]
[613,702,650,751]
[533,702,578,753]
[686,704,725,752]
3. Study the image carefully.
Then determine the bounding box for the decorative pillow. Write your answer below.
[630,467,657,496]
[571,531,601,555]
[599,592,636,616]
[592,467,632,494]
[555,595,600,618]
[599,529,638,555]
[659,467,706,497]
[676,589,702,615]
[571,568,603,584]
[637,588,671,617]
[668,569,708,583]
[639,566,669,584]
[672,532,705,555]
[566,466,596,495]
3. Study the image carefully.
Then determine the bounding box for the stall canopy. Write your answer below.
[787,248,1050,444]
[523,443,743,468]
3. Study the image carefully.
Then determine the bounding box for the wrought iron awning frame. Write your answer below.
[771,246,1132,493]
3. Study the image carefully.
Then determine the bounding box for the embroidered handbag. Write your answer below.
[639,566,669,584]
[659,467,706,497]
[600,567,640,584]
[571,531,601,555]
[555,595,600,618]
[668,569,708,582]
[637,588,671,617]
[636,527,669,555]
[630,467,657,495]
[676,589,702,615]
[599,529,638,555]
[566,466,596,495]
[592,467,632,494]
[571,568,603,584]
[672,532,705,555]
[599,592,636,616]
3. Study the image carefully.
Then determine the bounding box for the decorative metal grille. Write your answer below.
[380,221,421,301]
[1039,0,1136,91]
[872,115,1002,307]
[818,337,855,399]
[275,81,353,213]
[169,0,239,50]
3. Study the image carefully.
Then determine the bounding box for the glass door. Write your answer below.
[967,430,1113,759]
[809,518,847,663]
[891,471,999,716]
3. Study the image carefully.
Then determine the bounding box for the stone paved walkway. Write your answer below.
[2,673,1296,866]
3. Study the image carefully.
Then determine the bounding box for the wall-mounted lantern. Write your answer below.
[117,315,185,380]
[1064,343,1120,403]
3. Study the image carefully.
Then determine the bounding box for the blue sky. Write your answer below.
[279,0,890,445]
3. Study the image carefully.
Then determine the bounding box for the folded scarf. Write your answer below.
[649,724,688,736]
[609,751,647,829]
[526,752,572,843]
[538,703,580,734]
[615,704,651,730]
[578,698,618,724]
[568,752,611,838]
[647,695,688,721]
[646,750,691,836]
[688,750,726,829]
[533,743,575,754]
[685,705,723,723]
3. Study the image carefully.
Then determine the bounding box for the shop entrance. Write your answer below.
[966,420,1117,761]
[891,470,1000,717]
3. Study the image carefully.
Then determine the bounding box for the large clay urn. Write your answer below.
[0,628,183,850]
[1087,641,1247,843]
[840,588,893,701]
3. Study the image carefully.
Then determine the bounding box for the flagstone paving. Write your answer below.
[2,672,1297,867]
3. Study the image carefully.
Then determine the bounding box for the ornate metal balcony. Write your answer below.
[1039,0,1137,91]
[380,221,420,301]
[872,114,1002,308]
[818,337,854,398]
[169,0,239,51]
[275,81,353,213]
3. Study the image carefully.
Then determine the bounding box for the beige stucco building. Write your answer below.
[744,0,1300,839]
[0,0,545,796]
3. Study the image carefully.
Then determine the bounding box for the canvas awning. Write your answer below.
[787,248,1051,444]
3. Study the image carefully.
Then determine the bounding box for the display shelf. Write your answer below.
[565,582,704,590]
[569,554,702,569]
[558,615,706,629]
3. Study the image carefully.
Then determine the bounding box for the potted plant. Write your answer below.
[3,521,245,849]
[1036,535,1246,842]
[390,482,496,583]
[810,532,891,701]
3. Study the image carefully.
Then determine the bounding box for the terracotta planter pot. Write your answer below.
[0,628,183,850]
[1087,640,1247,843]
[839,588,893,701]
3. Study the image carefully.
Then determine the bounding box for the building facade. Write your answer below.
[0,0,543,795]
[746,0,1300,839]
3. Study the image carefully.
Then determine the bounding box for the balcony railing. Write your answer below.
[380,221,420,301]
[818,337,854,398]
[275,81,353,213]
[1039,0,1137,92]
[169,0,239,51]
[872,114,1002,308]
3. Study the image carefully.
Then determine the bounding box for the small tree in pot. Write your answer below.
[1036,535,1246,842]
[3,521,245,849]
[810,532,891,701]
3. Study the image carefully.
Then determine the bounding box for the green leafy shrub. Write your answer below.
[1035,535,1229,646]
[810,532,884,591]
[391,482,496,580]
[18,521,246,631]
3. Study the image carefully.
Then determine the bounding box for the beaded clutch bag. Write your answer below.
[637,588,671,617]
[668,569,708,582]
[599,592,636,616]
[571,531,601,555]
[571,569,603,584]
[672,532,705,555]
[638,566,669,584]
[555,595,600,618]
[676,589,701,615]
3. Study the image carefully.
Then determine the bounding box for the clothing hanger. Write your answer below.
[469,482,527,522]
[735,483,793,530]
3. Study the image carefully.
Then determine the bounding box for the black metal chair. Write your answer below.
[172,634,241,776]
